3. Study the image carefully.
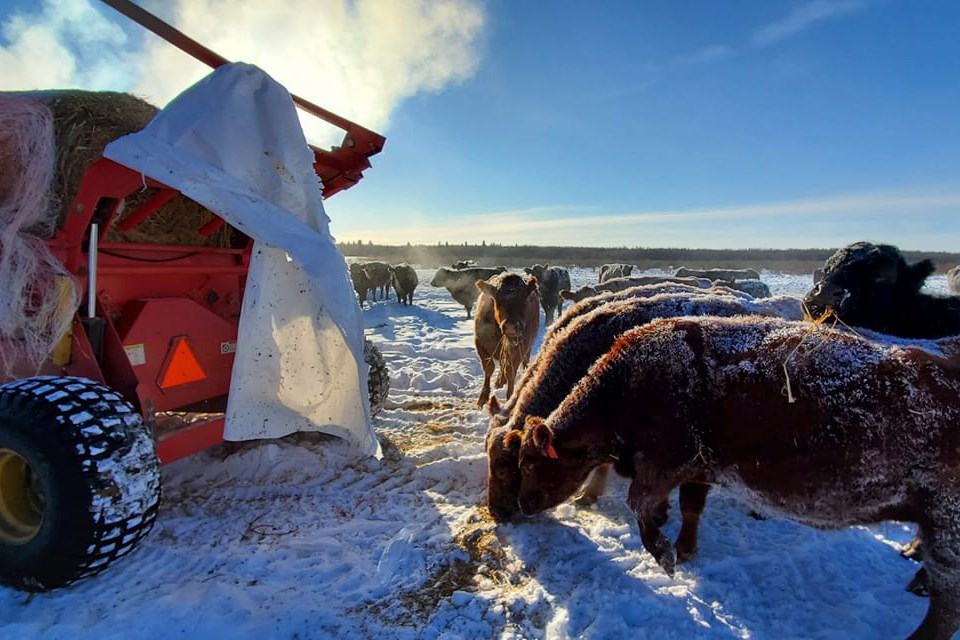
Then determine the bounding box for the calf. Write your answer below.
[474,272,540,407]
[430,266,507,318]
[515,315,960,640]
[674,266,761,281]
[523,264,572,324]
[486,289,802,523]
[598,263,633,283]
[560,275,711,304]
[391,263,418,305]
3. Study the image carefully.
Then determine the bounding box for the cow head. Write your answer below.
[476,275,539,342]
[803,242,935,330]
[517,417,594,515]
[523,264,548,280]
[486,418,523,521]
[430,267,452,288]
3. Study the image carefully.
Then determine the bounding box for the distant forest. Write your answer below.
[337,242,960,275]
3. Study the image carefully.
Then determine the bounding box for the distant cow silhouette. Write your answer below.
[430,266,507,318]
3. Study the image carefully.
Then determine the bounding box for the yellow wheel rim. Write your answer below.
[0,448,44,545]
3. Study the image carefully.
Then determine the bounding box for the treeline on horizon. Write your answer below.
[337,241,960,275]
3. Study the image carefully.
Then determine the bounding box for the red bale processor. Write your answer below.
[0,0,385,591]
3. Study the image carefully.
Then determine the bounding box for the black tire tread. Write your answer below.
[0,376,161,591]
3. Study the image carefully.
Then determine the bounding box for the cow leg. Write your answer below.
[575,463,611,506]
[907,509,960,639]
[675,482,710,564]
[627,471,679,577]
[503,358,519,400]
[477,353,495,407]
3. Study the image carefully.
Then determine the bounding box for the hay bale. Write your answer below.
[1,90,234,247]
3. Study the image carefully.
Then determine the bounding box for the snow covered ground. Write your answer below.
[0,267,951,639]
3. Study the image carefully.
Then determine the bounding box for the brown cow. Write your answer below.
[514,315,960,640]
[485,287,802,523]
[474,272,540,407]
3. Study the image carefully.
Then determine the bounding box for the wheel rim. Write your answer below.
[0,448,45,545]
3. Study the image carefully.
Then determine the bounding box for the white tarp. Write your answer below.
[104,63,381,458]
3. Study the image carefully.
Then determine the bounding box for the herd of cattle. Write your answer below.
[352,242,960,639]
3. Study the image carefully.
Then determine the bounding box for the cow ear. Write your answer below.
[559,290,573,300]
[526,276,539,294]
[525,416,558,458]
[487,395,501,415]
[477,280,496,297]
[502,429,522,451]
[905,259,935,292]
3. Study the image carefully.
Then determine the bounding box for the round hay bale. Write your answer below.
[1,90,235,247]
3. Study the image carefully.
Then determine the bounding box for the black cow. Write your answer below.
[523,264,571,323]
[804,241,960,339]
[391,264,418,305]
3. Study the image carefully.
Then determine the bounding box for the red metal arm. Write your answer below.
[98,0,385,198]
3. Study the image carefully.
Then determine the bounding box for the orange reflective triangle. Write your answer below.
[159,337,206,388]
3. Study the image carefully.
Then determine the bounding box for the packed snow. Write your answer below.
[0,266,952,639]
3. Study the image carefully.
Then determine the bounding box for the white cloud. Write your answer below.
[341,189,960,250]
[751,0,867,48]
[146,0,484,144]
[0,0,136,89]
[0,0,485,145]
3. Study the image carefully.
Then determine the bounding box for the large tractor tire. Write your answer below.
[363,339,389,416]
[0,376,161,591]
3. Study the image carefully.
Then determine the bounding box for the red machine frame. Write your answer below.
[8,0,385,465]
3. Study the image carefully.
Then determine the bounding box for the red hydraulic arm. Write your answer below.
[99,0,385,199]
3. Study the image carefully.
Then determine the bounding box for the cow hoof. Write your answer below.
[658,552,676,578]
[676,546,697,565]
[906,567,929,598]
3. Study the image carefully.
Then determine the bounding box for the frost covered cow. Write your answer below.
[948,265,960,295]
[522,264,571,324]
[720,279,771,298]
[485,288,804,523]
[430,266,507,318]
[674,267,760,281]
[560,275,711,304]
[598,263,633,283]
[513,315,960,640]
[390,263,418,305]
[804,242,960,339]
[474,272,540,407]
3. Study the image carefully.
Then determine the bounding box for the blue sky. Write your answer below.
[2,0,959,250]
